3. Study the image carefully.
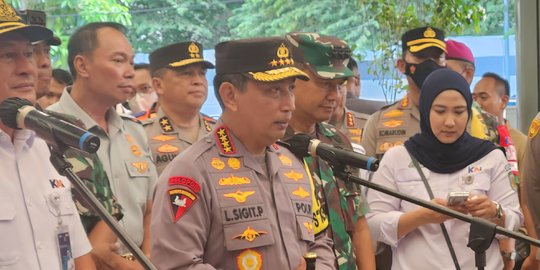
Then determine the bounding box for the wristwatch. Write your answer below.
[493,201,503,219]
[501,250,517,261]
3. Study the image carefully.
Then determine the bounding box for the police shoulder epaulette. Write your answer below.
[201,113,217,123]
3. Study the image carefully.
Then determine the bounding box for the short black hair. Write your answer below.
[68,22,127,80]
[482,72,510,97]
[134,63,150,71]
[52,68,73,85]
[213,73,246,109]
[347,57,358,71]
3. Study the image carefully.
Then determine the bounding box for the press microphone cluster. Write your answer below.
[0,97,100,153]
[285,133,379,171]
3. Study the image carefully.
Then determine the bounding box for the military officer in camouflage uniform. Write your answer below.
[151,37,336,270]
[285,32,375,270]
[361,27,447,159]
[143,41,216,174]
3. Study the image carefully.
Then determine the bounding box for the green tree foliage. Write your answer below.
[228,0,375,50]
[127,0,233,53]
[11,0,132,68]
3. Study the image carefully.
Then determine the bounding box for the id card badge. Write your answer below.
[56,225,74,270]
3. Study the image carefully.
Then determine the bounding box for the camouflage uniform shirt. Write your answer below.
[285,122,369,270]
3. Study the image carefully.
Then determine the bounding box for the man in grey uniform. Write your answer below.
[48,22,157,269]
[151,37,336,270]
[143,41,216,174]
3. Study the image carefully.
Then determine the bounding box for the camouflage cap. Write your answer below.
[285,32,353,79]
[215,37,309,82]
[149,41,215,74]
[0,0,52,43]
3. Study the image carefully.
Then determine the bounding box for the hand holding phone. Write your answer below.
[447,191,470,206]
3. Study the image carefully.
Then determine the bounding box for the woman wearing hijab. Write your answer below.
[366,69,523,269]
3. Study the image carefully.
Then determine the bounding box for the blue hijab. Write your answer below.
[404,69,497,174]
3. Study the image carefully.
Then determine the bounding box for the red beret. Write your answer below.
[445,39,474,65]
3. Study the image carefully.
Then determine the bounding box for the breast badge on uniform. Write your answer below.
[278,154,292,166]
[382,119,404,128]
[224,190,255,203]
[233,227,267,242]
[152,134,175,142]
[157,144,179,153]
[303,221,314,235]
[528,118,540,139]
[168,188,197,222]
[284,170,304,182]
[292,186,310,199]
[219,174,251,186]
[228,157,241,170]
[211,157,226,170]
[125,134,142,156]
[383,109,405,118]
[131,162,149,174]
[237,249,262,270]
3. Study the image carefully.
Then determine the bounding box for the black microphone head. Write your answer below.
[283,133,312,158]
[0,97,32,129]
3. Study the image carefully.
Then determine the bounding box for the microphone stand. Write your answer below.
[333,168,540,270]
[47,144,157,270]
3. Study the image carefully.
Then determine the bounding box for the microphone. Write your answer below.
[285,133,379,171]
[0,97,100,153]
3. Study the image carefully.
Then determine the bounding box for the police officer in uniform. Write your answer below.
[361,27,446,159]
[0,0,94,268]
[330,80,369,149]
[143,41,216,174]
[285,32,375,270]
[48,22,158,269]
[521,114,540,269]
[151,37,336,270]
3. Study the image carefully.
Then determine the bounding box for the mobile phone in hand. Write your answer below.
[447,191,470,206]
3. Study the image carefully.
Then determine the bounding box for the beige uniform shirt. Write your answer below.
[361,95,420,158]
[523,112,540,238]
[151,121,336,270]
[143,108,216,174]
[330,108,369,145]
[48,88,158,247]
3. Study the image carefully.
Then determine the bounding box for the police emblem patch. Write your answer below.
[228,157,241,170]
[211,157,226,170]
[168,188,197,222]
[168,176,201,193]
[528,118,540,139]
[236,249,262,270]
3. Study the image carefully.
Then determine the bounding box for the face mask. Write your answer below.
[128,91,157,114]
[404,59,444,88]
